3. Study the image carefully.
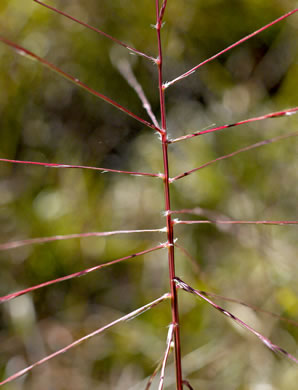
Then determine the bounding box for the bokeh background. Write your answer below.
[0,0,297,389]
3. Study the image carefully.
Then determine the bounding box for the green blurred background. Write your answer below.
[0,0,297,389]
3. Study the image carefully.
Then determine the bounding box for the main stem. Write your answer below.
[155,1,183,389]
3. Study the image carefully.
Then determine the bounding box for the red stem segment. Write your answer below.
[175,220,298,226]
[0,293,170,386]
[155,1,183,389]
[170,131,298,181]
[0,228,166,251]
[174,278,298,364]
[0,36,163,135]
[164,8,298,88]
[0,244,165,304]
[170,107,298,143]
[0,157,161,177]
[33,0,155,62]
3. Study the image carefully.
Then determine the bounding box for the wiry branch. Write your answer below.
[198,290,298,327]
[158,0,168,25]
[155,0,183,387]
[0,36,164,135]
[0,293,170,387]
[114,58,160,128]
[170,131,298,181]
[0,244,166,304]
[174,277,298,363]
[170,107,298,143]
[182,380,194,390]
[145,360,163,390]
[0,228,166,251]
[164,9,298,88]
[0,158,161,178]
[33,0,155,62]
[174,243,203,277]
[158,323,174,390]
[175,242,298,326]
[175,219,298,226]
[170,207,230,220]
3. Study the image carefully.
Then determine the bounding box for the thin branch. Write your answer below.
[175,220,298,226]
[171,208,235,235]
[174,277,298,363]
[170,207,230,220]
[0,228,167,251]
[114,58,160,128]
[174,243,203,277]
[158,323,174,390]
[175,241,297,326]
[0,244,166,304]
[164,9,298,88]
[0,293,170,387]
[199,290,298,327]
[170,107,298,143]
[145,360,163,390]
[182,380,194,390]
[158,0,168,25]
[33,0,155,62]
[170,131,298,181]
[0,36,164,135]
[155,0,183,388]
[0,157,162,178]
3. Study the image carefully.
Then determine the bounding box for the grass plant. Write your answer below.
[0,1,297,389]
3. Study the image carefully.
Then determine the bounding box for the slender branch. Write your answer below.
[170,207,230,220]
[0,293,170,387]
[175,220,298,226]
[0,228,167,251]
[155,0,183,388]
[198,290,298,327]
[172,255,298,326]
[114,58,160,127]
[172,259,298,326]
[176,242,297,326]
[0,244,166,304]
[174,277,298,364]
[164,9,298,88]
[156,10,167,132]
[158,323,174,390]
[170,131,298,181]
[0,157,162,178]
[174,243,203,277]
[33,0,155,62]
[158,0,168,25]
[0,36,164,135]
[145,360,163,390]
[182,380,194,390]
[170,107,298,143]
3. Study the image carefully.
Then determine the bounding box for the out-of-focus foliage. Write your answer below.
[0,1,297,389]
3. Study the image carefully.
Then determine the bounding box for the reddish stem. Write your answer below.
[0,244,165,304]
[164,9,298,88]
[174,278,298,364]
[33,0,155,62]
[0,157,161,177]
[175,220,298,226]
[196,290,298,327]
[0,293,170,386]
[170,107,298,143]
[155,1,183,389]
[0,228,166,251]
[0,36,163,135]
[170,131,298,181]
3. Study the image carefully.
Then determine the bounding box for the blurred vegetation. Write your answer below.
[0,0,297,389]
